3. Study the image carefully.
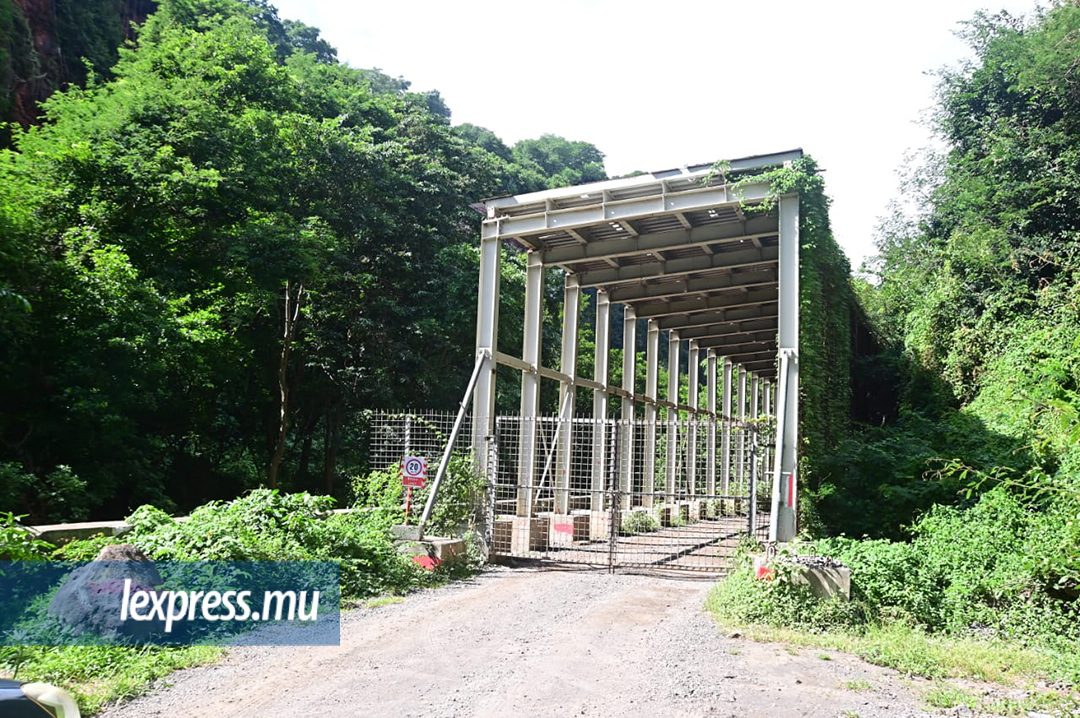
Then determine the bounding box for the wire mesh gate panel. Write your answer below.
[363,410,773,572]
[487,415,774,573]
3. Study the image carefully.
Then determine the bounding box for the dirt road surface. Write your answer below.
[101,566,941,718]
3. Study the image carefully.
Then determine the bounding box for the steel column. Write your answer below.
[620,305,636,509]
[736,366,747,495]
[591,290,611,511]
[472,235,501,470]
[665,330,681,501]
[687,340,700,496]
[555,274,580,514]
[706,349,717,495]
[721,357,733,495]
[771,194,800,542]
[643,319,660,507]
[517,251,543,516]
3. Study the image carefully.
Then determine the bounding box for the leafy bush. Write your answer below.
[619,509,659,535]
[350,451,485,539]
[707,541,864,632]
[712,484,1080,670]
[0,512,51,560]
[121,489,424,598]
[0,463,93,524]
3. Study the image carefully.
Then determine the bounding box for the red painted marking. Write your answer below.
[756,566,776,581]
[788,473,796,507]
[412,555,441,571]
[402,476,426,488]
[553,522,574,535]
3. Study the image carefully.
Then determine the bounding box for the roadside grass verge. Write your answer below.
[1,475,487,715]
[707,608,1080,715]
[1,645,224,715]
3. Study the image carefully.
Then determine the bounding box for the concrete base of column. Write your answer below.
[549,512,590,546]
[492,516,549,554]
[588,510,615,539]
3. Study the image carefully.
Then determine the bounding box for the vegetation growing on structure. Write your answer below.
[730,157,864,534]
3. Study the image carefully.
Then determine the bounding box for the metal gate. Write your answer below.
[486,415,772,573]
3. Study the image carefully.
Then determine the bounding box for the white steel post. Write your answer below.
[736,366,747,495]
[517,251,543,516]
[472,235,501,471]
[721,357,733,495]
[643,319,660,507]
[771,194,800,542]
[763,379,773,485]
[706,349,718,496]
[750,373,760,523]
[590,290,610,511]
[687,340,700,497]
[555,274,580,514]
[665,330,681,501]
[620,305,636,509]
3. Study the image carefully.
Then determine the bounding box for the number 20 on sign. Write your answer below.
[400,456,427,523]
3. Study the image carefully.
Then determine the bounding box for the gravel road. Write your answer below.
[100,565,942,718]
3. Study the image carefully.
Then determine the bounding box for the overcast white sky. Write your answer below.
[270,0,1039,268]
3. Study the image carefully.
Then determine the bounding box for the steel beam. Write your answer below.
[655,305,778,331]
[472,235,501,470]
[555,274,580,514]
[543,215,778,265]
[695,332,776,350]
[736,366,747,495]
[678,318,778,341]
[591,290,610,512]
[666,330,681,501]
[575,245,779,288]
[633,289,777,320]
[517,251,543,516]
[606,270,777,304]
[482,181,773,241]
[620,305,636,509]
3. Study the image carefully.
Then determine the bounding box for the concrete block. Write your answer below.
[492,518,513,554]
[397,536,467,570]
[751,554,852,601]
[688,499,703,521]
[588,510,617,539]
[503,516,548,552]
[549,513,590,546]
[391,524,421,541]
[658,504,678,527]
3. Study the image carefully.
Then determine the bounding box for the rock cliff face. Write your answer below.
[3,0,154,132]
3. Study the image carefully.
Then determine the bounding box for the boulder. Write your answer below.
[48,543,164,641]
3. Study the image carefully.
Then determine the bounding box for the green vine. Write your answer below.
[728,156,859,535]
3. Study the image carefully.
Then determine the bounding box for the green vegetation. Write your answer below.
[0,0,608,524]
[619,509,660,535]
[1,468,486,710]
[710,6,1080,703]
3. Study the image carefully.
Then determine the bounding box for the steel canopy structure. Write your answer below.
[468,149,800,542]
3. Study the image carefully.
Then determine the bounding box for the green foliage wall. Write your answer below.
[735,157,861,534]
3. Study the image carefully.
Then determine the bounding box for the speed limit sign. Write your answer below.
[400,456,427,488]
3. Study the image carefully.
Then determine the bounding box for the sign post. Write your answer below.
[400,456,428,524]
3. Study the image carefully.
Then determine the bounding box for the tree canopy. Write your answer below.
[0,0,606,521]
